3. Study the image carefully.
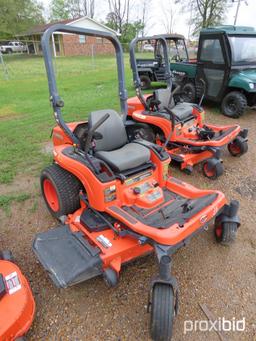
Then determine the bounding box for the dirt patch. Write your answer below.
[236,176,256,200]
[1,108,256,341]
[41,141,53,155]
[0,174,38,196]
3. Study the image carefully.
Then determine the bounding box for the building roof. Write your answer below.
[201,25,256,35]
[22,16,119,36]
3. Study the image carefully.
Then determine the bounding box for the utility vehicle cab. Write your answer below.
[171,26,256,118]
[134,34,188,90]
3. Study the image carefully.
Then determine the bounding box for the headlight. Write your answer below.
[249,82,256,90]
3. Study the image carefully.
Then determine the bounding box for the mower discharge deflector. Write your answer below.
[33,225,103,288]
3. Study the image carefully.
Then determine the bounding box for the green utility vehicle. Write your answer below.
[170,26,256,118]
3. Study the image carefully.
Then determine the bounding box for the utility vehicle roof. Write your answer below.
[201,25,256,35]
[152,33,185,40]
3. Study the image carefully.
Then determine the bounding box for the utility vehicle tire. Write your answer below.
[214,221,238,245]
[228,136,248,157]
[181,82,196,103]
[0,250,14,262]
[137,125,155,142]
[127,123,155,142]
[221,91,247,118]
[140,75,151,90]
[41,164,82,219]
[6,48,12,54]
[202,158,224,180]
[150,283,174,341]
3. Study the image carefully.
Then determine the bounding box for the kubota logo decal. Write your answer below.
[134,113,146,119]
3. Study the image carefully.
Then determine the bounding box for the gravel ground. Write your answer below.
[1,108,256,341]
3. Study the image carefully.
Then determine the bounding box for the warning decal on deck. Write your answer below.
[5,272,21,294]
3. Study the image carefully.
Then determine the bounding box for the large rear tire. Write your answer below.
[150,283,174,341]
[221,91,247,118]
[41,164,82,219]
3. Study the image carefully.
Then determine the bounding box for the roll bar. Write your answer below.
[41,24,128,146]
[129,36,172,89]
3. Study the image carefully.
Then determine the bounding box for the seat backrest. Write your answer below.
[88,109,127,151]
[154,88,175,111]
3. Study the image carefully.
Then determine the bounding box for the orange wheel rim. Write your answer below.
[204,163,215,177]
[43,179,59,212]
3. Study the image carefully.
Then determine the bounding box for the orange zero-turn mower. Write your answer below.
[33,25,241,341]
[127,35,248,179]
[0,251,35,341]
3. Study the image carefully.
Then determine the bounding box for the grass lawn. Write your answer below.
[0,53,142,185]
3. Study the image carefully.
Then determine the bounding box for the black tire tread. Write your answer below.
[221,91,247,118]
[41,164,82,218]
[181,82,196,103]
[150,284,174,341]
[140,75,151,90]
[215,222,238,245]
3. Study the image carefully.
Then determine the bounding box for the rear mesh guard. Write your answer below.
[33,225,102,288]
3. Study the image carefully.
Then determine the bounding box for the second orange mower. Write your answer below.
[127,35,248,179]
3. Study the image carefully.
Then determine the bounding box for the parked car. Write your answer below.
[143,43,154,52]
[0,41,27,54]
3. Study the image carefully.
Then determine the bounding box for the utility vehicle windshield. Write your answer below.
[155,39,188,62]
[229,36,256,64]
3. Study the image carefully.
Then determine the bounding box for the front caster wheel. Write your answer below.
[183,165,193,175]
[150,284,174,341]
[228,136,248,157]
[103,268,119,287]
[214,221,238,245]
[0,250,14,262]
[202,158,224,179]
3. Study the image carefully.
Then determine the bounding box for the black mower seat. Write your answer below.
[89,109,151,172]
[154,88,194,121]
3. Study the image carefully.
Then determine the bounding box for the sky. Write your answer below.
[41,0,256,38]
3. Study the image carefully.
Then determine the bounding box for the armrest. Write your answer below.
[133,139,170,161]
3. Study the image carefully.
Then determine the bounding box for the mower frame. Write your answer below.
[33,25,242,341]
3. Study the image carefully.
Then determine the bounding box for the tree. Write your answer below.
[106,0,131,35]
[176,0,229,35]
[49,0,95,21]
[139,0,152,36]
[0,0,45,38]
[161,0,177,34]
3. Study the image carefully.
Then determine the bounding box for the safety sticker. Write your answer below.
[5,272,21,294]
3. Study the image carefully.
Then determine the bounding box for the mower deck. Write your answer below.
[33,179,224,288]
[0,259,35,340]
